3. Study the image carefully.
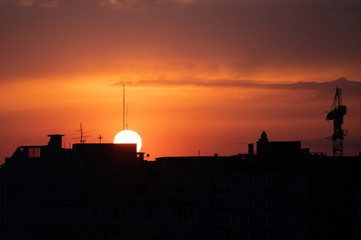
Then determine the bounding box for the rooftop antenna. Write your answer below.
[326,86,347,156]
[71,123,93,144]
[79,123,85,144]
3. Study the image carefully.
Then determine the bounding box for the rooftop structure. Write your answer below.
[256,131,309,156]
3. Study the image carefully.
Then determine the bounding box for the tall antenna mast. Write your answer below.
[126,103,128,130]
[123,83,125,131]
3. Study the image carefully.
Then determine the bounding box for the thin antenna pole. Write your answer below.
[123,83,125,131]
[126,103,128,130]
[80,123,83,144]
[80,123,82,144]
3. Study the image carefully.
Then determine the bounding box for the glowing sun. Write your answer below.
[113,130,142,152]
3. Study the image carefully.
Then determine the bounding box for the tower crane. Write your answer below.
[326,86,347,156]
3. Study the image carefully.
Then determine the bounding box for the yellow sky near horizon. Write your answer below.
[1,75,360,163]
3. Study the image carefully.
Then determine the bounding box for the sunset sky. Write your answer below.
[1,0,361,162]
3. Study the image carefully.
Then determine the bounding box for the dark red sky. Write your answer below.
[1,0,361,161]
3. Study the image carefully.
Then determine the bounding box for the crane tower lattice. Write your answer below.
[326,86,347,156]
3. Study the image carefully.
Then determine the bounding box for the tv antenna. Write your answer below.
[79,123,85,144]
[70,123,93,144]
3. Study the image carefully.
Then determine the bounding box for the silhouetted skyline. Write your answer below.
[1,0,361,162]
[1,133,360,239]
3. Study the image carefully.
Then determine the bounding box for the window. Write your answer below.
[268,215,283,226]
[288,176,310,189]
[81,207,90,223]
[214,196,231,208]
[215,175,229,189]
[215,215,231,226]
[177,186,186,197]
[115,207,161,223]
[249,195,268,207]
[232,215,249,226]
[287,196,310,208]
[287,231,309,240]
[135,184,147,197]
[169,207,196,223]
[287,214,310,226]
[49,183,65,199]
[28,147,41,158]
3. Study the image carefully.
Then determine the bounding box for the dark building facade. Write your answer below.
[0,133,360,240]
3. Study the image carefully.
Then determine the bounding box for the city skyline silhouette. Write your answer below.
[1,131,360,239]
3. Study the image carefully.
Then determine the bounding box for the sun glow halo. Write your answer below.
[113,130,142,152]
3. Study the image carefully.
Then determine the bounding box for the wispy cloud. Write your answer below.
[4,0,59,7]
[37,0,58,8]
[97,0,361,10]
[98,0,213,10]
[113,78,361,96]
[99,0,136,10]
[16,0,34,6]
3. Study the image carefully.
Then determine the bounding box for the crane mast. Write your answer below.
[326,86,347,156]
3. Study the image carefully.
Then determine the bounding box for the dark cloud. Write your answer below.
[113,78,361,97]
[97,0,361,10]
[0,0,360,81]
[0,0,58,7]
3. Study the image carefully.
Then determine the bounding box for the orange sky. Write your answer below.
[1,0,361,162]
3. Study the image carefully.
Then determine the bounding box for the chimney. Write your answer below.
[48,134,64,151]
[248,143,254,155]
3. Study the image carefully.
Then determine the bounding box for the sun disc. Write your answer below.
[113,130,142,152]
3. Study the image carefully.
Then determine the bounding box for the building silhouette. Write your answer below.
[0,132,360,240]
